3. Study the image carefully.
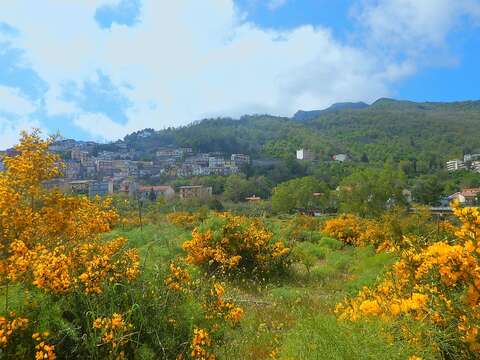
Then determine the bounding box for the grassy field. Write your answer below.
[110,218,437,360]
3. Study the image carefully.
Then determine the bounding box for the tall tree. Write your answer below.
[271,176,330,213]
[338,166,407,217]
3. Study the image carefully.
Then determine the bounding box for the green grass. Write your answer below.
[105,222,191,269]
[213,234,410,359]
[102,218,433,359]
[279,314,435,360]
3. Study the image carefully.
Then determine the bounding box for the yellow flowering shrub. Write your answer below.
[190,327,215,360]
[0,131,141,358]
[0,132,139,295]
[335,202,480,357]
[168,211,203,229]
[183,212,291,275]
[322,214,370,246]
[92,313,134,358]
[202,283,244,326]
[0,312,29,349]
[323,208,440,252]
[165,262,191,292]
[162,267,244,359]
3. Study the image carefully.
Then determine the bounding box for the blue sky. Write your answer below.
[0,0,479,147]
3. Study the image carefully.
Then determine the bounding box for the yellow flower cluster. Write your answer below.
[190,327,215,360]
[92,313,133,355]
[165,262,190,292]
[323,208,439,252]
[182,213,290,274]
[336,202,480,356]
[32,332,55,360]
[5,237,139,295]
[78,237,140,294]
[203,283,244,326]
[0,312,29,348]
[0,132,141,357]
[322,214,372,247]
[167,212,202,229]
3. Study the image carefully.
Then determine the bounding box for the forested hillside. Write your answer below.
[124,98,480,169]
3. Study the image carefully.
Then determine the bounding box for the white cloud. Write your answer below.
[354,0,480,57]
[0,117,43,148]
[0,86,36,116]
[268,0,287,11]
[0,0,478,142]
[73,113,132,141]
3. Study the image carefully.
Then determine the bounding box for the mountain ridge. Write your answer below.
[293,101,369,121]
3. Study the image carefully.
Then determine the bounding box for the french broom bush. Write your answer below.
[0,131,242,359]
[335,203,480,358]
[182,212,292,276]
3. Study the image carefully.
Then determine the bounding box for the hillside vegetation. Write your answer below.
[124,98,480,167]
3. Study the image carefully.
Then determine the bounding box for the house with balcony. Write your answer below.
[446,159,466,172]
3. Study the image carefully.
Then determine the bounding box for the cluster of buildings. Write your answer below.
[446,154,480,172]
[1,139,244,200]
[0,138,242,200]
[176,153,250,177]
[52,139,250,183]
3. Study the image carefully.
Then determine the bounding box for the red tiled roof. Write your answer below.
[461,188,480,197]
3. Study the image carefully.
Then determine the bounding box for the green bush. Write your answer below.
[317,236,343,250]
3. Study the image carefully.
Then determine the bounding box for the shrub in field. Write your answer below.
[284,215,322,242]
[167,211,204,229]
[335,203,480,358]
[182,213,291,275]
[0,133,139,296]
[0,131,141,358]
[322,208,442,252]
[292,242,328,274]
[322,214,371,246]
[0,132,242,359]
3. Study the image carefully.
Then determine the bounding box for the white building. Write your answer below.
[192,165,210,176]
[208,157,225,168]
[333,154,349,162]
[446,159,466,172]
[464,154,480,162]
[156,148,183,160]
[231,154,250,166]
[296,149,314,161]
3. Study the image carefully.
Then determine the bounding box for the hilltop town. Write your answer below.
[19,136,250,199]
